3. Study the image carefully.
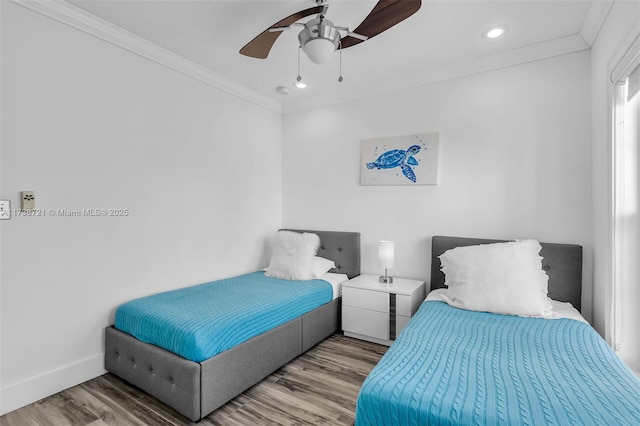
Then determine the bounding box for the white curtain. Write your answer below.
[611,35,640,374]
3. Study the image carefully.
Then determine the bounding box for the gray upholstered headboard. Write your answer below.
[281,229,361,279]
[430,236,583,312]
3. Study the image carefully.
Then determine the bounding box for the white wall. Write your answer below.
[283,52,593,321]
[590,0,640,351]
[2,0,623,416]
[0,2,282,414]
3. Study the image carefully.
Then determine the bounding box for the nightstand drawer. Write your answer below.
[343,287,389,312]
[397,294,412,317]
[341,275,425,346]
[342,306,389,340]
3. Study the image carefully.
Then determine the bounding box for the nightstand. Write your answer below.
[342,274,426,346]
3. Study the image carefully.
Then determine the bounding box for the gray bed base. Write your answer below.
[105,229,360,421]
[430,235,583,312]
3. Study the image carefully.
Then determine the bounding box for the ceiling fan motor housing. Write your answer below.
[298,18,341,64]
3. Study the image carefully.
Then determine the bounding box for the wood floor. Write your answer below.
[0,334,387,426]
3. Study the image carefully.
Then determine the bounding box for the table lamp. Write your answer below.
[378,241,394,284]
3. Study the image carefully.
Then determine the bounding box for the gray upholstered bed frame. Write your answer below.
[105,229,360,421]
[430,236,583,312]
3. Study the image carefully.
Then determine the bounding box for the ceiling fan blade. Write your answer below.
[240,5,325,59]
[339,0,421,49]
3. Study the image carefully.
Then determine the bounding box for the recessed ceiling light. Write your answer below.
[483,26,508,39]
[276,86,289,95]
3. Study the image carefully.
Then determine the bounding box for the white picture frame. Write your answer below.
[360,132,439,185]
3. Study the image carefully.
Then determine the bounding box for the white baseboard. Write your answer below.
[0,353,106,416]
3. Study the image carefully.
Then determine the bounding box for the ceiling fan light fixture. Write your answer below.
[298,18,340,64]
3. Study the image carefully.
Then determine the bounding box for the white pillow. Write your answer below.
[265,231,320,280]
[439,240,553,317]
[311,256,336,278]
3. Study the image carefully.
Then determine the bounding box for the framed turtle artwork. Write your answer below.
[360,132,439,185]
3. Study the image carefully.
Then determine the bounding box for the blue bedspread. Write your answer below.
[115,271,332,362]
[355,301,640,426]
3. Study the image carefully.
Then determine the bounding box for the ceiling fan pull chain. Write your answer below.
[294,45,308,88]
[338,40,343,83]
[297,45,303,82]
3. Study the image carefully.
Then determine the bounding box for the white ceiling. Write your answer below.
[63,0,600,112]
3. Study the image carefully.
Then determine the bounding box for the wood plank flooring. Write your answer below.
[0,334,387,426]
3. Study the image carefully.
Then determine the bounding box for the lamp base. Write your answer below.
[379,275,394,284]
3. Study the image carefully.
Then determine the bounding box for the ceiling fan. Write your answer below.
[240,0,422,65]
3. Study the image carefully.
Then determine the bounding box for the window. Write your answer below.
[611,33,640,373]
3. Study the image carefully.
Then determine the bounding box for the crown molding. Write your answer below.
[580,0,614,47]
[284,34,590,114]
[10,0,282,114]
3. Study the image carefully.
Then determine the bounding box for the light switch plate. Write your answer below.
[0,200,10,219]
[21,191,35,210]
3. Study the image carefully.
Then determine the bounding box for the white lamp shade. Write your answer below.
[302,38,336,64]
[378,241,395,269]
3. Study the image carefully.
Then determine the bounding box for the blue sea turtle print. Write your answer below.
[366,145,422,182]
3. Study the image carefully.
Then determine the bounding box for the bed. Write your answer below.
[105,229,360,421]
[354,235,640,425]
